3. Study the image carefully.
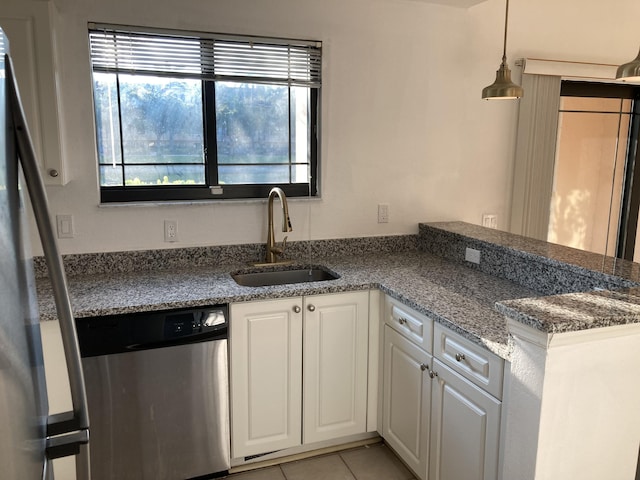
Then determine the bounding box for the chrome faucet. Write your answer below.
[265,187,293,264]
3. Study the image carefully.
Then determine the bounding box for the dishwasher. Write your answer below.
[75,305,230,480]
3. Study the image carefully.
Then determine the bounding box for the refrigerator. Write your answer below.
[0,28,90,479]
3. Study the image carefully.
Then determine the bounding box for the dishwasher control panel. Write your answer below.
[76,305,228,357]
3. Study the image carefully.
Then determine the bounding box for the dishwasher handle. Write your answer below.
[126,327,228,351]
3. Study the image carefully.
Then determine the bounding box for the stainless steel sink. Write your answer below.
[231,267,340,287]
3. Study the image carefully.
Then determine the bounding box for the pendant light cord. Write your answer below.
[502,0,510,63]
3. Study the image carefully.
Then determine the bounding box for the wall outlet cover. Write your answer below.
[465,247,481,264]
[378,204,389,223]
[164,219,178,242]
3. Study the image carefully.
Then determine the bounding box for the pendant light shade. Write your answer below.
[616,48,640,82]
[482,56,524,99]
[482,0,523,100]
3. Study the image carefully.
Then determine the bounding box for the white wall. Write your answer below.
[11,0,640,255]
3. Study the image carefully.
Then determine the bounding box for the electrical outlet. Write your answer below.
[164,220,178,242]
[378,204,389,223]
[482,214,498,229]
[465,247,481,264]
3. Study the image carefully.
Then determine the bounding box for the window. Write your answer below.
[89,24,321,202]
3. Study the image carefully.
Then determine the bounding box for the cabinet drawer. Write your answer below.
[384,296,433,353]
[433,323,504,399]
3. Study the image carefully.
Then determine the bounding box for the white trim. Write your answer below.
[521,58,618,80]
[507,317,640,350]
[505,319,549,348]
[547,322,640,348]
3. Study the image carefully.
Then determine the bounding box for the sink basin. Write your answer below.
[231,267,340,287]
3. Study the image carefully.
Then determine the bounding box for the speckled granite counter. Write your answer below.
[36,250,539,360]
[496,288,640,333]
[35,222,640,360]
[420,222,640,335]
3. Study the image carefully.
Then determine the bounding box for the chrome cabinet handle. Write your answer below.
[429,370,439,379]
[398,317,407,325]
[455,353,466,362]
[293,305,301,313]
[308,304,316,312]
[420,363,428,371]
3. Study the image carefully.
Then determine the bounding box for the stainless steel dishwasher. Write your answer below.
[75,305,230,480]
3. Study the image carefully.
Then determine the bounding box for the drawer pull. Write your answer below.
[420,363,428,371]
[398,317,407,325]
[455,353,466,362]
[307,304,316,312]
[429,370,438,379]
[293,305,301,313]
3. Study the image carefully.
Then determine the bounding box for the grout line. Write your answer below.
[279,464,288,480]
[336,452,358,480]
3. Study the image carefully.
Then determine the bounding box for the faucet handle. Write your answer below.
[270,236,288,259]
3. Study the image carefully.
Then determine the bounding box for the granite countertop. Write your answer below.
[496,288,640,334]
[36,250,540,360]
[421,222,640,336]
[36,221,640,361]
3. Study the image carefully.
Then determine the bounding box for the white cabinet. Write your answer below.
[303,293,369,444]
[382,325,432,477]
[230,291,370,459]
[1,1,67,184]
[428,359,501,480]
[230,298,303,458]
[381,295,503,480]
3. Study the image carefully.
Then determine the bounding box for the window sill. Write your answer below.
[97,195,323,208]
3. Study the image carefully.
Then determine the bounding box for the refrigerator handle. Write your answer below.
[6,56,90,453]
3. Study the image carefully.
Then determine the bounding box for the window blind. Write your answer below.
[0,30,6,57]
[88,24,322,87]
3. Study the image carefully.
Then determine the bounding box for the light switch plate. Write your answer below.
[378,204,389,223]
[56,214,74,239]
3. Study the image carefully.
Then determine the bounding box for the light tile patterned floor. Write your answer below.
[224,443,416,480]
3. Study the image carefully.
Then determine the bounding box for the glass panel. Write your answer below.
[118,75,204,166]
[548,109,630,255]
[123,164,205,185]
[560,96,631,113]
[94,73,205,187]
[93,72,123,169]
[218,165,289,184]
[99,165,124,187]
[215,82,289,177]
[291,86,310,168]
[291,164,309,184]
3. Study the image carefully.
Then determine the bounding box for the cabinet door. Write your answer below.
[429,359,501,480]
[1,2,67,185]
[303,291,369,444]
[382,325,431,480]
[230,298,303,458]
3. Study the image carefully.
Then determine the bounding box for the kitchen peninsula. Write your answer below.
[36,222,640,479]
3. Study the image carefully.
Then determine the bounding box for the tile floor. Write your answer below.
[223,443,416,480]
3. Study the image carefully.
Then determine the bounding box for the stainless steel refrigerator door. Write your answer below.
[0,35,49,479]
[1,26,89,477]
[81,339,230,480]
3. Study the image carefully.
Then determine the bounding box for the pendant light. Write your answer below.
[616,48,640,82]
[482,0,523,100]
